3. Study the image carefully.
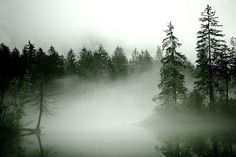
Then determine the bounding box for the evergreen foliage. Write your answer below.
[65,49,77,75]
[110,46,128,78]
[195,5,226,111]
[158,22,187,109]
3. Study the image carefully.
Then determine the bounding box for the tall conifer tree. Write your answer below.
[158,22,187,109]
[195,5,225,111]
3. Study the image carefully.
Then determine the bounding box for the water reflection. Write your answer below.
[0,132,25,157]
[1,127,236,157]
[155,130,236,157]
[32,134,57,157]
[0,132,57,157]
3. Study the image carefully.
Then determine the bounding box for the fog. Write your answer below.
[1,0,236,156]
[21,69,163,156]
[20,67,236,156]
[1,0,236,61]
[44,68,158,129]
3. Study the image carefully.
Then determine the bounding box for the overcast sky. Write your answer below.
[0,0,236,61]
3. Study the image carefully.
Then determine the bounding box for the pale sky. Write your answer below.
[0,0,236,61]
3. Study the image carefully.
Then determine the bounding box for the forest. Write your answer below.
[1,4,236,157]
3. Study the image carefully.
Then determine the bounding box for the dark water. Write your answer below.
[1,76,236,157]
[1,123,236,157]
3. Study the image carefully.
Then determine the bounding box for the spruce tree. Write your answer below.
[230,37,236,73]
[78,48,94,79]
[195,5,225,111]
[130,48,140,73]
[110,46,128,78]
[130,49,153,73]
[22,41,37,79]
[158,22,187,109]
[139,50,153,72]
[33,48,58,130]
[0,43,12,123]
[65,49,77,75]
[93,45,110,78]
[215,45,234,108]
[155,46,163,64]
[47,46,64,77]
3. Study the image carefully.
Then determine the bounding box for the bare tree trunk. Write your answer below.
[207,19,215,112]
[209,79,214,111]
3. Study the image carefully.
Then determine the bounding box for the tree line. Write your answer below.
[156,5,236,112]
[0,40,160,131]
[1,4,236,133]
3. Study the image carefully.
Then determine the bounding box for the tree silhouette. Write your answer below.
[155,46,163,65]
[77,47,95,79]
[110,46,128,79]
[93,45,110,79]
[0,44,24,127]
[130,48,140,73]
[158,22,187,110]
[65,49,77,75]
[139,50,153,72]
[47,46,65,77]
[22,41,37,80]
[195,5,225,111]
[215,45,234,108]
[129,48,153,73]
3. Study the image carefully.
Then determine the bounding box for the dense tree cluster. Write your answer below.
[0,41,156,130]
[156,134,235,157]
[156,5,236,112]
[1,4,236,133]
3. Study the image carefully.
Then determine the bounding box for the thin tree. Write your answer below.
[158,22,187,110]
[33,48,57,130]
[215,45,234,108]
[155,46,163,64]
[130,48,140,73]
[195,5,225,111]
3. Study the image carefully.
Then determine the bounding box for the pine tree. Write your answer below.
[65,49,77,75]
[158,22,187,109]
[195,5,225,111]
[33,48,58,130]
[10,48,22,77]
[22,41,37,79]
[47,46,64,77]
[110,46,128,78]
[129,48,153,73]
[93,45,110,78]
[0,43,12,123]
[156,46,163,63]
[130,48,140,73]
[215,45,234,108]
[78,47,94,79]
[139,50,153,72]
[230,37,236,73]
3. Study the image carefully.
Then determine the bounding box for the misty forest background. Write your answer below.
[1,4,236,134]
